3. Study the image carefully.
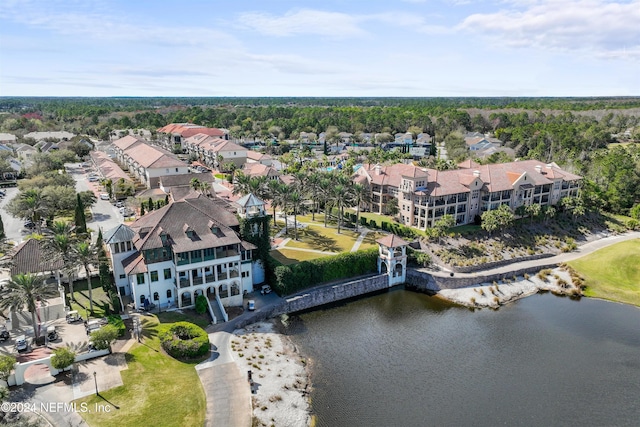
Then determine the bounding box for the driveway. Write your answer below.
[0,186,24,244]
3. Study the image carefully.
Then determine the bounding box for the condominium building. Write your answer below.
[354,160,581,230]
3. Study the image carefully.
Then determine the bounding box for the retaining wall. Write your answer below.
[449,253,555,273]
[406,262,560,292]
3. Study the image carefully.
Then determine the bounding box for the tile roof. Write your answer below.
[10,239,63,276]
[243,163,280,178]
[124,143,184,169]
[122,252,147,275]
[376,234,409,248]
[113,135,144,150]
[359,160,581,197]
[129,194,240,253]
[157,124,225,138]
[235,193,265,208]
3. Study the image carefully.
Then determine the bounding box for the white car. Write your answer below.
[88,176,99,182]
[100,193,109,200]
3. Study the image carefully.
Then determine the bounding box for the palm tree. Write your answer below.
[306,172,322,221]
[267,180,286,227]
[232,172,251,196]
[72,241,97,314]
[0,274,58,339]
[351,182,371,230]
[319,177,334,228]
[189,177,201,193]
[21,189,48,234]
[332,178,349,234]
[42,221,76,302]
[288,191,305,240]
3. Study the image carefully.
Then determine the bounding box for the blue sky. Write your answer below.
[1,0,638,97]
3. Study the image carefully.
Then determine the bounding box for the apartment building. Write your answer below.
[355,160,581,230]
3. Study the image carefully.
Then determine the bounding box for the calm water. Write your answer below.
[283,289,640,427]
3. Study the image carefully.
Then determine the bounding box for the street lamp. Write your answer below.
[93,371,98,395]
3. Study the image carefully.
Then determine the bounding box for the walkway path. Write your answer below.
[424,231,640,279]
[351,228,370,252]
[196,331,251,427]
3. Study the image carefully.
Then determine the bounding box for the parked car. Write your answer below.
[115,201,125,208]
[260,285,272,295]
[0,325,9,342]
[15,335,28,353]
[100,193,109,200]
[247,300,256,311]
[88,176,99,182]
[24,220,36,229]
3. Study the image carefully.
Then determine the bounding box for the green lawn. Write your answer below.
[77,315,206,427]
[68,280,113,319]
[284,224,360,252]
[270,248,330,265]
[358,231,386,251]
[568,239,640,307]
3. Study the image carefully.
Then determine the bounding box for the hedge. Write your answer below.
[272,248,379,295]
[195,294,208,314]
[159,321,209,359]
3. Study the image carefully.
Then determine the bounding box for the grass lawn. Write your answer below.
[358,231,386,251]
[284,224,360,252]
[568,239,640,307]
[77,315,207,427]
[68,280,113,319]
[270,248,330,265]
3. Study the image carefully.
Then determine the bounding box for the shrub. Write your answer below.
[272,248,378,295]
[107,315,126,337]
[195,294,208,314]
[90,324,119,350]
[51,347,76,371]
[160,321,209,359]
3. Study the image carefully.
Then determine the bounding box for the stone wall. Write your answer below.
[406,263,560,292]
[449,253,555,273]
[274,275,389,315]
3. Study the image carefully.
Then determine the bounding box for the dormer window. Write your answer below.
[160,232,168,245]
[208,219,219,234]
[183,224,195,239]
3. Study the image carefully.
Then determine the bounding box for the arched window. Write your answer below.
[230,283,240,296]
[167,289,172,298]
[139,294,146,304]
[153,292,159,301]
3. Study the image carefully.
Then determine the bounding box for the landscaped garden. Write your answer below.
[270,248,330,265]
[67,279,114,318]
[568,239,640,307]
[76,314,207,427]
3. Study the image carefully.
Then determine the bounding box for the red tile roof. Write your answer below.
[376,234,409,247]
[157,123,225,138]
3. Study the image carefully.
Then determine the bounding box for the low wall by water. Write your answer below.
[234,274,389,329]
[406,262,560,292]
[449,253,555,273]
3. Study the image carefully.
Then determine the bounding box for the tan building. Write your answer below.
[354,160,581,230]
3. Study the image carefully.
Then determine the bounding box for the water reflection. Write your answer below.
[284,290,640,427]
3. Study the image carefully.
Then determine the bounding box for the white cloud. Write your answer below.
[458,0,640,59]
[238,9,367,38]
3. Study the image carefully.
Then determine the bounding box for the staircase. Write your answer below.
[208,295,225,324]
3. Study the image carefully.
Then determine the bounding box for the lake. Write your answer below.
[284,289,640,426]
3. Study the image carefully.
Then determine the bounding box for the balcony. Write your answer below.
[218,271,228,280]
[193,276,203,285]
[434,199,445,206]
[229,269,239,278]
[204,274,215,283]
[179,279,190,288]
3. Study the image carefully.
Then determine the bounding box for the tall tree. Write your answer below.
[287,191,304,240]
[74,193,87,234]
[0,274,58,339]
[72,241,97,314]
[43,221,75,301]
[351,182,371,231]
[0,214,4,240]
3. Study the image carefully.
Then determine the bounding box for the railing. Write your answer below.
[193,276,203,285]
[204,274,215,283]
[215,294,229,322]
[229,269,239,278]
[179,279,190,288]
[218,271,228,280]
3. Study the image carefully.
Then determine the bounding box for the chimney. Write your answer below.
[473,170,480,178]
[375,164,381,176]
[535,165,542,174]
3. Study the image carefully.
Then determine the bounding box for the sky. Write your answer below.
[0,0,638,97]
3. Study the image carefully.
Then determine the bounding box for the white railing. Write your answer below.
[215,293,229,322]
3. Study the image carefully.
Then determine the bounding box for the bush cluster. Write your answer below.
[160,321,209,359]
[107,315,126,337]
[272,248,378,295]
[360,217,417,239]
[195,294,208,314]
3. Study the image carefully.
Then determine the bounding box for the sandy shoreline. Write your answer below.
[437,266,583,308]
[230,321,312,427]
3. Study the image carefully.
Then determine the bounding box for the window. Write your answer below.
[164,268,172,280]
[140,295,146,304]
[153,292,159,301]
[167,289,172,298]
[175,168,179,172]
[136,273,145,285]
[126,241,132,251]
[119,274,125,279]
[150,271,159,282]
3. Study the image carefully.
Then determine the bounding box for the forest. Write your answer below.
[1,96,639,216]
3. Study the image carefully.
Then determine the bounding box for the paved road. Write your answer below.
[67,163,122,241]
[0,186,23,244]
